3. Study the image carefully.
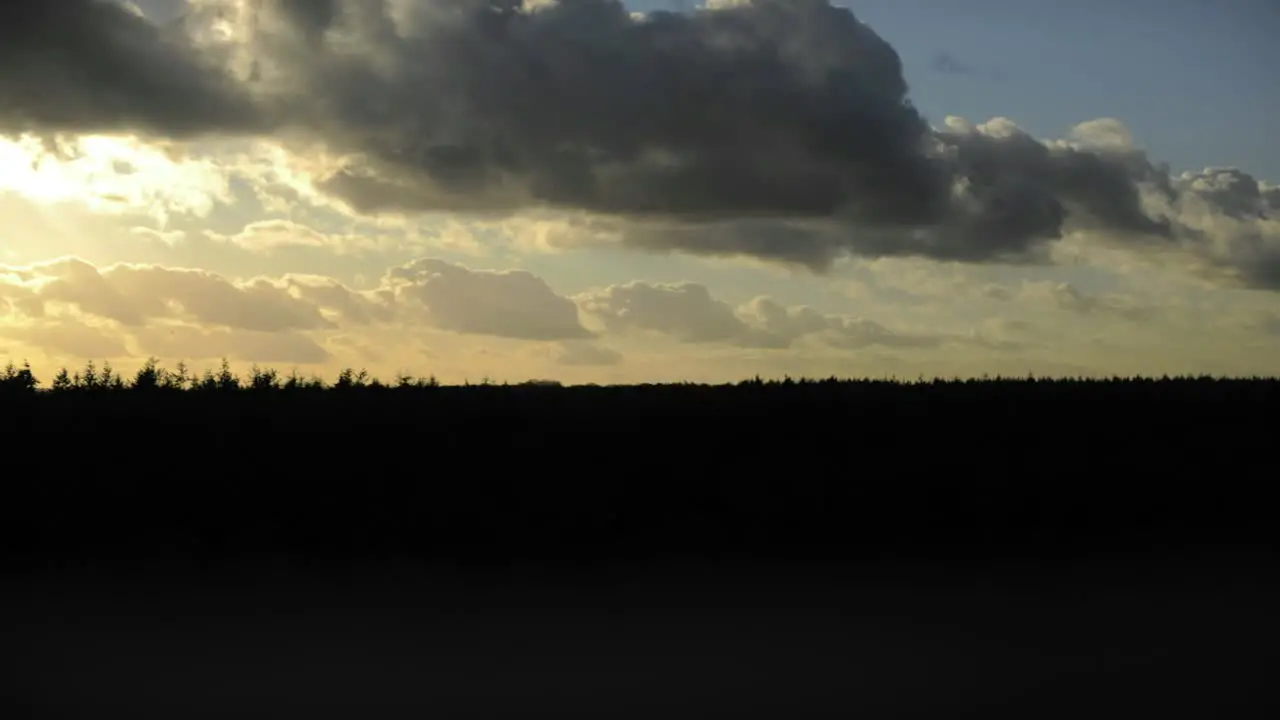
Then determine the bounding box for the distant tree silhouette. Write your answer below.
[132,357,162,391]
[0,360,37,394]
[77,360,99,390]
[50,367,72,391]
[249,365,281,391]
[334,367,371,390]
[99,361,125,391]
[166,361,193,390]
[3,357,1276,577]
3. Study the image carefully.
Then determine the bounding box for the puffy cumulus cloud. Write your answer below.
[0,258,389,366]
[0,268,45,318]
[1,257,336,332]
[0,255,606,350]
[0,255,601,371]
[1155,167,1280,289]
[10,0,1275,284]
[1067,118,1136,151]
[382,259,593,341]
[282,274,395,326]
[4,252,968,374]
[576,281,947,350]
[3,251,1278,381]
[577,282,745,344]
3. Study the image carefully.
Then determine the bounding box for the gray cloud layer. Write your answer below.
[2,1,1276,286]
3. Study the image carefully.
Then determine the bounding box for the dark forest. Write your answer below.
[4,359,1278,718]
[3,358,1276,576]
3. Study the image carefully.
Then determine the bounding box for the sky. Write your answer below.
[1,0,1277,385]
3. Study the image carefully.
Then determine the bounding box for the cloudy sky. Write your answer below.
[1,0,1277,384]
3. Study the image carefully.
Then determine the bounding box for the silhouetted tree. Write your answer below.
[162,361,192,391]
[51,367,72,391]
[334,367,371,390]
[249,365,280,391]
[215,358,239,391]
[132,357,162,391]
[0,360,37,394]
[78,360,99,390]
[100,361,122,391]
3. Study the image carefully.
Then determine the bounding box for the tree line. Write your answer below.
[0,358,441,393]
[4,356,1276,393]
[2,357,1276,579]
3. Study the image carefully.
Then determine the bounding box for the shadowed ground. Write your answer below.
[8,556,1278,719]
[2,375,1277,716]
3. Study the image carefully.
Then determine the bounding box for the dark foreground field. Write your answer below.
[2,366,1278,718]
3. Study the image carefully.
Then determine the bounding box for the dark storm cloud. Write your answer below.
[236,0,1179,266]
[0,0,263,137]
[260,0,950,225]
[926,122,1176,253]
[0,0,1269,281]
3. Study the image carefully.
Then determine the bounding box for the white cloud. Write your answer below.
[383,259,593,341]
[578,282,744,343]
[2,257,335,332]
